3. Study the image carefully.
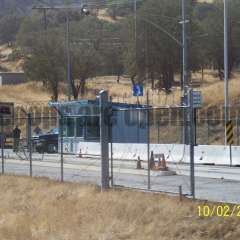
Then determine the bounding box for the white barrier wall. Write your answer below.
[63,140,240,165]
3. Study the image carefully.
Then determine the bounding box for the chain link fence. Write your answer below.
[0,108,102,184]
[110,106,192,196]
[0,102,240,202]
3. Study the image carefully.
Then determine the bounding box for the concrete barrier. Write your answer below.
[63,140,240,166]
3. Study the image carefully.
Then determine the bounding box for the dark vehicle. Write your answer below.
[35,128,59,153]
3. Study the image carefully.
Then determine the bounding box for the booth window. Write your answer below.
[85,116,100,139]
[76,117,84,137]
[66,118,75,137]
[61,118,67,137]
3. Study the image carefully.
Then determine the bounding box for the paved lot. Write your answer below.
[2,149,240,203]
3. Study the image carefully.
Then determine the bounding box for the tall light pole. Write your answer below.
[134,0,137,76]
[66,11,71,101]
[182,0,188,93]
[32,4,90,101]
[224,0,229,145]
[180,0,189,145]
[134,0,137,47]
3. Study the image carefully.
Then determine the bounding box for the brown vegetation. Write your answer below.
[1,70,240,109]
[0,175,239,240]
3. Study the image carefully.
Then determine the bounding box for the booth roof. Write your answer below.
[48,99,149,109]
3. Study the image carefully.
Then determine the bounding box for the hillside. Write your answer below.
[0,42,239,108]
[0,0,237,109]
[0,0,108,16]
[0,45,23,72]
[0,0,34,16]
[0,0,213,18]
[1,71,240,109]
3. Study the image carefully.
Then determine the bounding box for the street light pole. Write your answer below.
[66,11,71,101]
[134,0,137,46]
[224,0,229,145]
[134,0,137,73]
[182,0,188,92]
[32,4,90,101]
[180,0,189,145]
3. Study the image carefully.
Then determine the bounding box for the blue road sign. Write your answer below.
[133,84,144,96]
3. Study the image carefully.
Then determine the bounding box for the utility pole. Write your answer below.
[181,0,195,197]
[1,116,4,175]
[134,0,137,47]
[32,4,90,101]
[66,11,71,101]
[188,89,195,199]
[99,90,109,190]
[134,0,137,72]
[27,113,32,177]
[180,0,189,145]
[182,0,188,92]
[147,90,150,190]
[224,0,229,145]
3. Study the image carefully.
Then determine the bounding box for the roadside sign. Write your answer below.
[226,121,234,145]
[133,84,143,97]
[192,91,202,108]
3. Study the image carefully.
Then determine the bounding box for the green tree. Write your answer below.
[0,14,22,45]
[196,0,240,79]
[23,30,65,101]
[69,16,124,98]
[123,0,183,91]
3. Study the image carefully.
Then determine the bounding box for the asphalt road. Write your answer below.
[2,149,240,204]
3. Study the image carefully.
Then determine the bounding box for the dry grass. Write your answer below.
[0,70,240,109]
[0,42,238,108]
[0,82,66,105]
[97,9,117,23]
[197,0,213,2]
[196,72,240,108]
[0,82,51,104]
[0,175,239,240]
[0,45,23,72]
[86,72,240,108]
[85,76,183,106]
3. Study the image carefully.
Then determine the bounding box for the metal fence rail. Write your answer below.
[0,98,240,203]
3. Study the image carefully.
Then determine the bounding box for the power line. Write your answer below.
[32,4,91,101]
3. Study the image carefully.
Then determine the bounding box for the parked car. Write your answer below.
[35,128,59,153]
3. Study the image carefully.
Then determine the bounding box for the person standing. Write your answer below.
[33,126,42,136]
[13,126,21,152]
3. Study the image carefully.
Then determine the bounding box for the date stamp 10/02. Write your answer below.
[197,205,240,218]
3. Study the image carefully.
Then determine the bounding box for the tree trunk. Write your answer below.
[162,64,173,92]
[168,65,174,90]
[151,72,154,90]
[80,78,86,97]
[71,80,79,100]
[51,80,58,101]
[131,75,136,86]
[218,68,224,81]
[117,75,120,84]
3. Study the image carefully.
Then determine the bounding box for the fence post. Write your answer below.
[1,115,4,175]
[109,96,113,187]
[60,115,64,182]
[236,117,239,146]
[207,119,210,145]
[147,90,150,190]
[100,90,109,190]
[188,89,195,199]
[27,113,32,177]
